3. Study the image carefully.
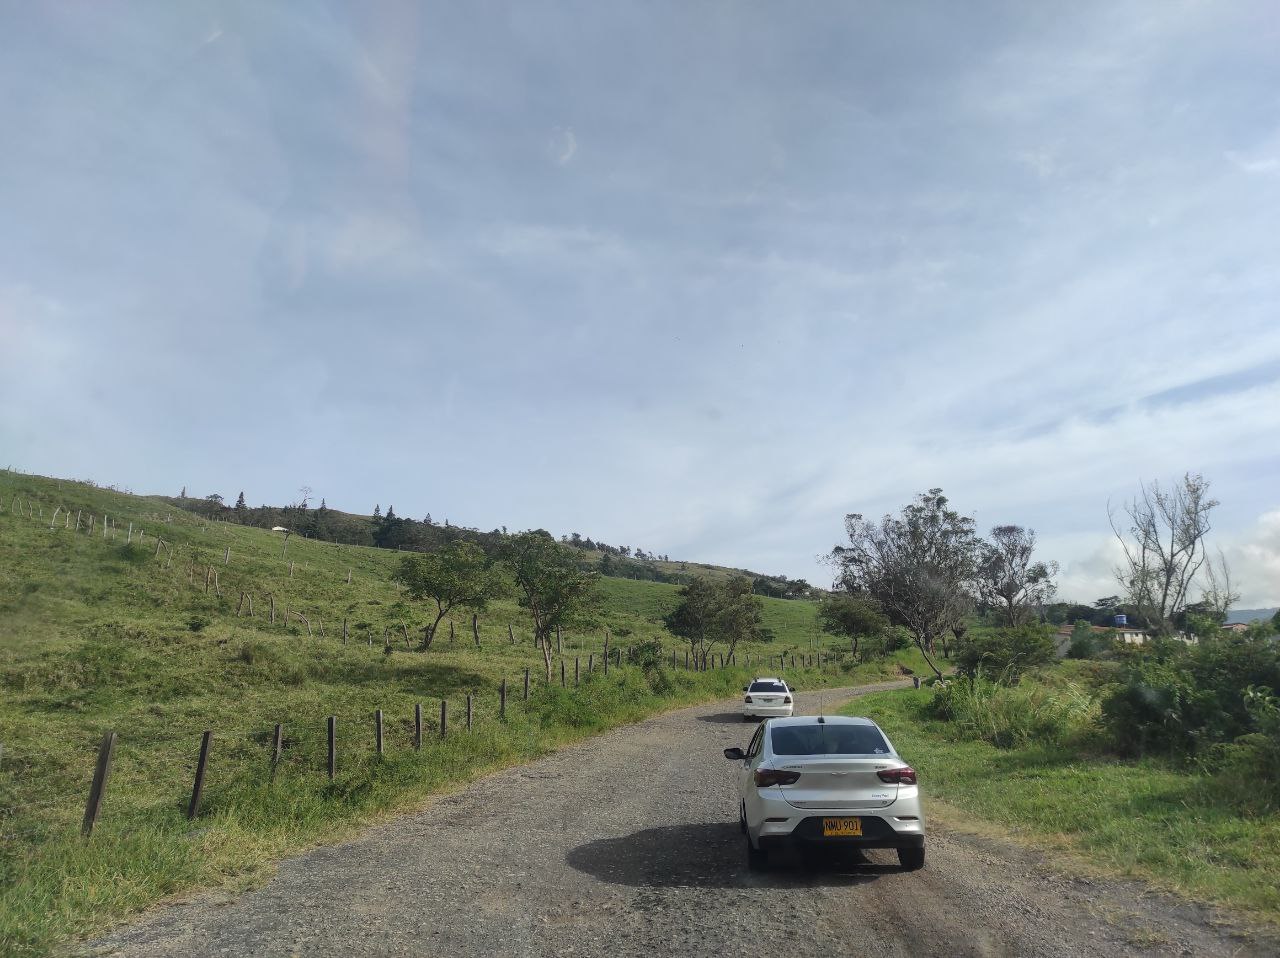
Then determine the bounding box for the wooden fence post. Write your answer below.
[556,624,563,654]
[440,700,448,739]
[342,617,349,643]
[603,645,610,676]
[466,694,473,731]
[187,731,213,820]
[560,660,566,687]
[75,509,81,532]
[414,703,423,750]
[500,678,507,719]
[327,716,337,779]
[375,709,384,757]
[574,656,580,687]
[269,594,276,624]
[523,668,530,701]
[472,613,481,649]
[289,561,295,577]
[346,568,352,585]
[588,653,594,673]
[81,730,116,837]
[508,623,515,645]
[270,723,283,781]
[224,546,230,565]
[449,620,456,644]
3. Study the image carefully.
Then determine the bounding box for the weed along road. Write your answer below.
[86,683,1274,958]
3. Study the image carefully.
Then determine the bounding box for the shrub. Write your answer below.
[1100,637,1280,757]
[930,675,1098,748]
[1066,620,1097,659]
[954,623,1056,680]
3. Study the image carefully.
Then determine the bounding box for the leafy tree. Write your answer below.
[392,542,506,650]
[954,623,1056,680]
[205,493,224,505]
[817,592,889,658]
[500,531,598,680]
[666,576,766,667]
[234,491,247,512]
[1110,473,1219,636]
[977,525,1058,626]
[1273,609,1280,633]
[829,489,980,678]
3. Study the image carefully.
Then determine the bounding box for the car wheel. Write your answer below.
[743,714,753,721]
[746,833,768,871]
[897,846,925,871]
[739,801,747,834]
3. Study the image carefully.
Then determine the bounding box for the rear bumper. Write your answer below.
[743,704,794,718]
[758,816,925,851]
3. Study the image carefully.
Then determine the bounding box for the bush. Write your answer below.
[930,675,1098,748]
[954,623,1056,680]
[1066,620,1097,659]
[1101,637,1280,757]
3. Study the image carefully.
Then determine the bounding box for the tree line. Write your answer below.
[819,473,1253,679]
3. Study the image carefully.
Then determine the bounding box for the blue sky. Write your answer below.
[2,2,1278,605]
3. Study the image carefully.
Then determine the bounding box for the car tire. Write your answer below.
[739,801,747,834]
[746,834,768,871]
[743,714,753,721]
[897,846,925,871]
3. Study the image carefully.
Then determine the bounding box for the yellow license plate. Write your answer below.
[822,817,862,837]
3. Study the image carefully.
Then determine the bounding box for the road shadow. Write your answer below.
[566,822,893,889]
[696,712,755,725]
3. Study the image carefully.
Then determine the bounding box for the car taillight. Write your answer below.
[744,696,753,703]
[877,766,917,785]
[782,696,792,704]
[754,768,801,787]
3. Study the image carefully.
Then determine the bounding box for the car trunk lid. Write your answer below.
[772,757,901,809]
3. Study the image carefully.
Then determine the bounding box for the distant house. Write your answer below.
[1223,622,1250,634]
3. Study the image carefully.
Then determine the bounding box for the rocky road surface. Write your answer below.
[82,682,1277,958]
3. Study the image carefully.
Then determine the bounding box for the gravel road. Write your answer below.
[82,682,1276,958]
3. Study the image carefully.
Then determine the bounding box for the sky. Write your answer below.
[1,1,1278,606]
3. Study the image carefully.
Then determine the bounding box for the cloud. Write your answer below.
[550,126,577,166]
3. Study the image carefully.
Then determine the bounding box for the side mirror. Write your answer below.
[723,747,746,761]
[742,686,749,692]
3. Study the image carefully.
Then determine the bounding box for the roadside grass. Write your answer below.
[0,471,913,956]
[849,686,1280,919]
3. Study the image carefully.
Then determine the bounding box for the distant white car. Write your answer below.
[724,714,926,871]
[742,677,793,720]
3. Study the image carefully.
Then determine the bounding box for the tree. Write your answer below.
[666,576,766,667]
[829,489,980,678]
[1066,620,1098,659]
[954,623,1056,680]
[817,592,889,658]
[373,504,382,520]
[234,491,247,512]
[205,493,224,505]
[392,542,505,650]
[977,525,1058,627]
[1110,473,1219,636]
[1273,609,1280,633]
[180,486,187,498]
[500,531,598,680]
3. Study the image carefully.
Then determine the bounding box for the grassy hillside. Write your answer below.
[0,470,916,957]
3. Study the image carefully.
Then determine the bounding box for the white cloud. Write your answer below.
[550,126,577,166]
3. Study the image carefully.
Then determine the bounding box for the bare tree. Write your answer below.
[1110,473,1218,635]
[977,525,1059,627]
[1200,548,1239,622]
[830,489,979,679]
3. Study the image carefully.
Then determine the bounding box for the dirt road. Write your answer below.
[83,683,1275,957]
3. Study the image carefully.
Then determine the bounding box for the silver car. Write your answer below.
[724,715,926,870]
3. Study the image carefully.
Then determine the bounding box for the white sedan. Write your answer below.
[742,677,793,720]
[724,714,926,871]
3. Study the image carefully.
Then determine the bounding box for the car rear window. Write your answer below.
[749,681,787,693]
[770,724,890,755]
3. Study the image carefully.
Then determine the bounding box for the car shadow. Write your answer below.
[566,822,894,889]
[696,712,755,725]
